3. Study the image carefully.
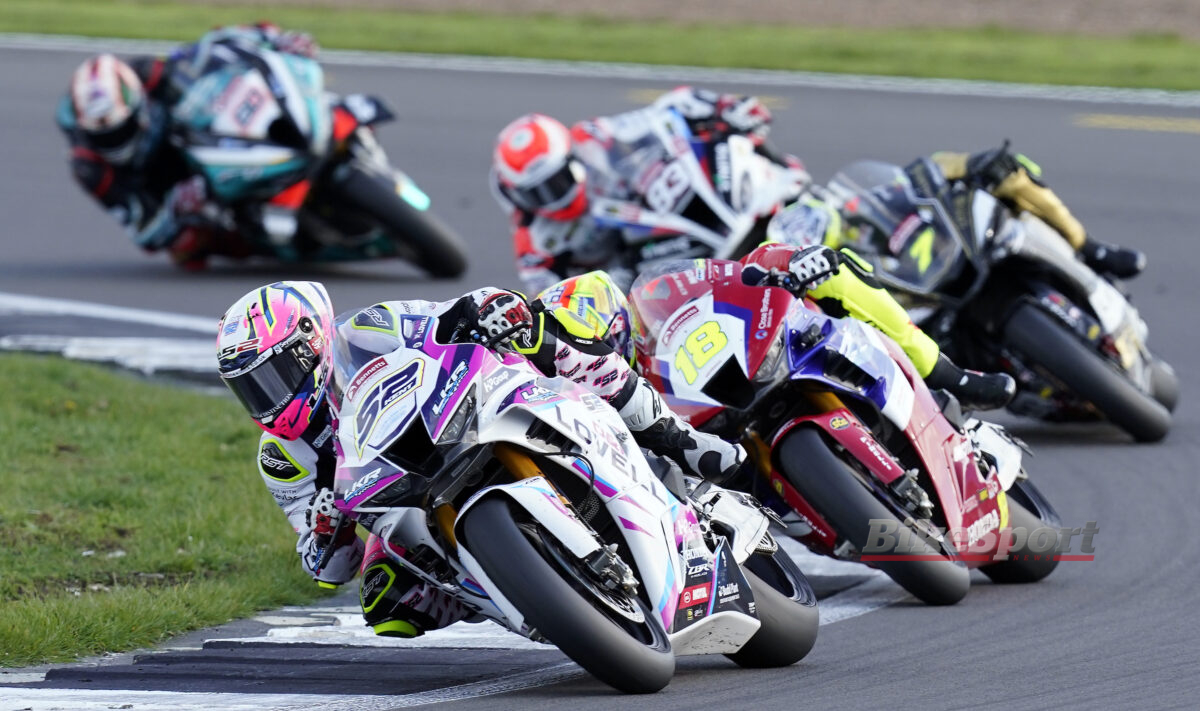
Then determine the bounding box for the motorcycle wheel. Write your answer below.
[980,494,1060,584]
[777,427,970,606]
[330,166,467,278]
[459,496,674,694]
[724,549,819,668]
[1004,304,1170,442]
[1149,358,1179,412]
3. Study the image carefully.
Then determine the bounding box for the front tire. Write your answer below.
[1004,304,1170,442]
[331,166,468,278]
[460,497,674,694]
[981,496,1060,584]
[777,427,970,606]
[724,551,819,668]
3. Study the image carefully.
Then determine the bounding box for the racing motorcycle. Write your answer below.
[824,159,1176,442]
[329,315,819,693]
[169,43,467,276]
[588,108,810,283]
[629,260,1062,605]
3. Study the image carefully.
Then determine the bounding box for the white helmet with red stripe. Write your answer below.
[493,113,587,220]
[69,54,147,164]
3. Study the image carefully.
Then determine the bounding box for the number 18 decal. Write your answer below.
[673,321,728,384]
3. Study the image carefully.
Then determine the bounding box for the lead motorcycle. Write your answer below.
[169,42,467,276]
[587,108,810,284]
[825,159,1176,442]
[629,260,1062,605]
[329,313,818,693]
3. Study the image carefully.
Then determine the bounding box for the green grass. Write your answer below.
[0,353,330,667]
[4,0,1200,90]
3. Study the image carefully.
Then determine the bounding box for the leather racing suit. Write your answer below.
[55,24,316,266]
[495,87,806,294]
[256,287,745,637]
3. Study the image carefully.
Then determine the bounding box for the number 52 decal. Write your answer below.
[673,321,728,384]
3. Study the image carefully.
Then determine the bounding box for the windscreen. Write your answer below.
[829,161,967,293]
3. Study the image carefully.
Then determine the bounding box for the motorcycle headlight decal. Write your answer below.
[753,335,788,385]
[437,384,477,444]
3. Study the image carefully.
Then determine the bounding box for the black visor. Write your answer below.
[223,341,318,421]
[509,160,580,210]
[87,113,141,152]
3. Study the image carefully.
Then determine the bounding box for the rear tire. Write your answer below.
[332,166,468,278]
[777,428,970,606]
[1004,304,1170,442]
[460,497,674,694]
[981,497,1060,584]
[724,553,819,668]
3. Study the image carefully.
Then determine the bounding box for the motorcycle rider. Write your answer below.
[216,280,745,638]
[540,246,1016,412]
[55,23,317,269]
[929,144,1145,278]
[492,87,807,294]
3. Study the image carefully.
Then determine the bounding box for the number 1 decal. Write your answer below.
[673,321,728,384]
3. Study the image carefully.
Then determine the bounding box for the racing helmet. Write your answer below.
[538,271,639,364]
[217,281,336,440]
[69,54,147,164]
[493,113,588,220]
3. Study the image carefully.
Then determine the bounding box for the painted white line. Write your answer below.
[0,672,47,683]
[818,576,913,625]
[0,291,215,334]
[3,32,1200,108]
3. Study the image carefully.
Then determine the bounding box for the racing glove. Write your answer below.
[474,289,535,354]
[298,488,363,585]
[274,30,319,58]
[745,244,839,294]
[717,94,772,144]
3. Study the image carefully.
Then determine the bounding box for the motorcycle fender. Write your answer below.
[339,94,395,127]
[1026,285,1103,345]
[773,410,906,486]
[965,420,1023,491]
[455,477,602,562]
[452,478,603,635]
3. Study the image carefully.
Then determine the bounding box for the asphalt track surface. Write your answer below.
[3,43,1200,710]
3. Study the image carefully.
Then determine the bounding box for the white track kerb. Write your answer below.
[4,33,1200,108]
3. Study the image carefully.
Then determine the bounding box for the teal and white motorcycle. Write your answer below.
[170,44,467,277]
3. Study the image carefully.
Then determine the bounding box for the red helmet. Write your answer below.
[493,113,587,220]
[69,54,147,164]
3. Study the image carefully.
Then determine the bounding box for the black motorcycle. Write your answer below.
[823,159,1176,442]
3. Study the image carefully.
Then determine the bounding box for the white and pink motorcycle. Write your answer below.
[588,108,810,282]
[330,313,819,693]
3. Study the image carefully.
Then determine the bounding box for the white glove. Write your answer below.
[784,245,838,291]
[719,95,772,141]
[475,289,534,354]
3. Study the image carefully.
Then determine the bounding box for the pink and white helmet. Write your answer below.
[217,281,335,440]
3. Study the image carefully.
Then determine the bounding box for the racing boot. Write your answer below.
[359,539,470,638]
[924,353,1016,411]
[618,377,745,483]
[1080,237,1146,280]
